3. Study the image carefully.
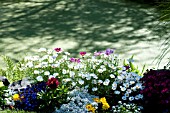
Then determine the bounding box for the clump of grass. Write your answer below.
[0,56,26,82]
[156,1,170,69]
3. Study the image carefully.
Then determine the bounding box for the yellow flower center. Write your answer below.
[86,104,96,113]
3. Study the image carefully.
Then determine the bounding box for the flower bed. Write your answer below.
[0,48,169,113]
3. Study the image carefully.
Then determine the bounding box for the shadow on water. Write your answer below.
[0,0,169,68]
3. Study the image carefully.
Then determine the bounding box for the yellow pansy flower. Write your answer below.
[86,104,96,113]
[102,102,110,110]
[100,97,107,103]
[13,94,20,101]
[90,107,96,113]
[86,104,93,110]
[93,98,100,103]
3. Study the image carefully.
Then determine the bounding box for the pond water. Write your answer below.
[0,0,169,70]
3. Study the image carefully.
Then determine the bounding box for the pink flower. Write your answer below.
[54,48,61,52]
[70,58,80,63]
[46,77,59,89]
[79,52,86,56]
[94,51,102,56]
[161,88,168,94]
[70,58,75,62]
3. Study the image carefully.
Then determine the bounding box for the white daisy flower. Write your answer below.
[47,49,53,54]
[74,65,80,70]
[64,52,70,55]
[110,74,115,78]
[68,64,74,69]
[98,80,103,84]
[70,71,75,78]
[92,87,98,91]
[126,89,132,94]
[62,69,67,74]
[122,66,126,71]
[103,79,110,86]
[123,83,130,88]
[117,75,123,80]
[92,74,98,79]
[96,63,100,66]
[93,65,96,69]
[129,96,134,101]
[98,69,103,73]
[53,73,59,77]
[122,96,127,100]
[135,83,143,90]
[135,95,139,100]
[138,94,143,99]
[120,86,126,91]
[36,76,43,82]
[100,65,106,69]
[131,87,137,91]
[114,90,120,94]
[48,75,54,79]
[112,82,117,90]
[135,76,141,81]
[62,55,68,60]
[86,75,91,80]
[124,93,129,97]
[62,78,72,83]
[130,81,135,85]
[78,79,84,85]
[41,62,48,67]
[35,64,41,68]
[41,55,49,61]
[44,71,50,75]
[26,62,33,68]
[34,70,40,74]
[92,80,97,84]
[72,82,76,86]
[85,85,89,89]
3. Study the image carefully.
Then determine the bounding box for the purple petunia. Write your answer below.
[105,48,114,55]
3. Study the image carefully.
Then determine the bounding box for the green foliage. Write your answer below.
[0,56,27,82]
[0,109,36,113]
[0,86,8,109]
[38,85,69,113]
[158,1,170,21]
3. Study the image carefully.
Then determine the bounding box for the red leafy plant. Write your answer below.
[140,69,170,113]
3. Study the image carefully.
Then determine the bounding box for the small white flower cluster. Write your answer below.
[54,89,98,113]
[112,101,143,113]
[113,71,144,101]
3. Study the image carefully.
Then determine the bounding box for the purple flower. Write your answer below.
[124,65,130,70]
[70,58,76,62]
[70,58,80,63]
[105,48,114,55]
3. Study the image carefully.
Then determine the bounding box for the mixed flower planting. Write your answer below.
[0,48,169,113]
